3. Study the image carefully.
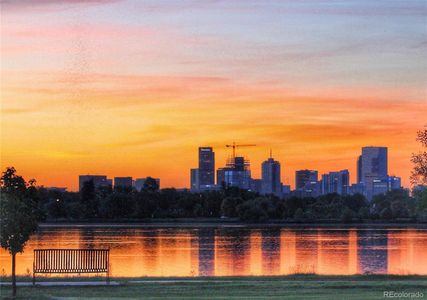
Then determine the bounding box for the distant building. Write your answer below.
[199,147,215,190]
[217,156,251,190]
[190,168,200,191]
[388,176,401,190]
[45,187,67,193]
[294,169,319,197]
[250,179,262,194]
[372,176,402,197]
[261,154,281,196]
[295,169,318,190]
[350,183,365,195]
[114,177,133,190]
[282,185,291,196]
[321,170,349,195]
[358,146,388,200]
[79,175,112,191]
[190,147,215,191]
[134,177,160,192]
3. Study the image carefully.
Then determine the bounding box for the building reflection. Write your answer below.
[357,230,388,274]
[1,227,427,277]
[198,228,215,276]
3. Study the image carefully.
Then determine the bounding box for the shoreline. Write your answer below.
[39,219,427,229]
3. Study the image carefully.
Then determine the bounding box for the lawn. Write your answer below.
[1,275,426,299]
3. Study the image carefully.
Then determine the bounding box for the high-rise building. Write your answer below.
[358,146,388,200]
[295,170,318,190]
[190,168,199,191]
[114,177,133,190]
[261,154,281,196]
[198,147,215,190]
[190,147,215,191]
[295,169,319,197]
[321,170,349,195]
[134,177,160,192]
[217,156,251,190]
[79,175,112,191]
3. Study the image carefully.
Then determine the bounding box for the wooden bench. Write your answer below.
[33,249,110,285]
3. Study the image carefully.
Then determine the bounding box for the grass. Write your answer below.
[1,275,427,299]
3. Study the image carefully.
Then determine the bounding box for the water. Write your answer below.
[1,226,426,277]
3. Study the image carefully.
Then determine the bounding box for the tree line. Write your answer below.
[29,176,427,223]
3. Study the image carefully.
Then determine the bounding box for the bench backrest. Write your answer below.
[33,249,109,273]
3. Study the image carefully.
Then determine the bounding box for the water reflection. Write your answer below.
[1,227,426,277]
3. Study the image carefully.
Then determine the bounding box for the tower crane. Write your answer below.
[225,142,256,158]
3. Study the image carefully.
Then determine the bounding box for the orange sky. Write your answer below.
[1,1,426,190]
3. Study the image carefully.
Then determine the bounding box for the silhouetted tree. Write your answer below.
[237,198,269,222]
[220,197,242,217]
[411,125,427,185]
[0,167,38,297]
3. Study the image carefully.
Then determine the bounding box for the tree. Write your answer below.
[237,199,268,222]
[411,125,427,185]
[220,197,242,217]
[0,167,38,297]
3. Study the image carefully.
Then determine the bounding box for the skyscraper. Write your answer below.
[295,169,319,197]
[321,170,349,195]
[295,170,318,190]
[358,146,388,200]
[261,153,281,196]
[190,168,199,191]
[198,147,215,190]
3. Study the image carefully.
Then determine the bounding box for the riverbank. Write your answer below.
[1,275,426,299]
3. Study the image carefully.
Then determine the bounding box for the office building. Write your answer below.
[261,154,281,196]
[190,147,215,191]
[358,147,388,200]
[295,170,318,190]
[388,176,401,190]
[217,156,251,190]
[199,147,215,190]
[190,168,200,191]
[350,183,365,195]
[250,179,262,193]
[282,185,291,196]
[79,175,112,191]
[114,177,133,190]
[321,170,349,195]
[134,177,160,192]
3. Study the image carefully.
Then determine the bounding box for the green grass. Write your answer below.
[1,275,426,299]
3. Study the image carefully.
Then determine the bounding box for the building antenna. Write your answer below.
[270,148,273,159]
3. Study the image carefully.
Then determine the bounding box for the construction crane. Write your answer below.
[226,142,256,158]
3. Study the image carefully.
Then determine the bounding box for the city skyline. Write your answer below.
[2,0,426,191]
[73,145,401,194]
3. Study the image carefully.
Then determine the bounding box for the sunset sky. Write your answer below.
[1,0,426,191]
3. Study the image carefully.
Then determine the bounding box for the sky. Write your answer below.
[1,0,426,191]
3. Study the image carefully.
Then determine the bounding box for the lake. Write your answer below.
[1,225,426,277]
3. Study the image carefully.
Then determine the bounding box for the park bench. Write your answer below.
[33,249,110,285]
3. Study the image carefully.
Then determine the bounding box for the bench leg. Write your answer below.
[107,271,110,285]
[32,273,35,286]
